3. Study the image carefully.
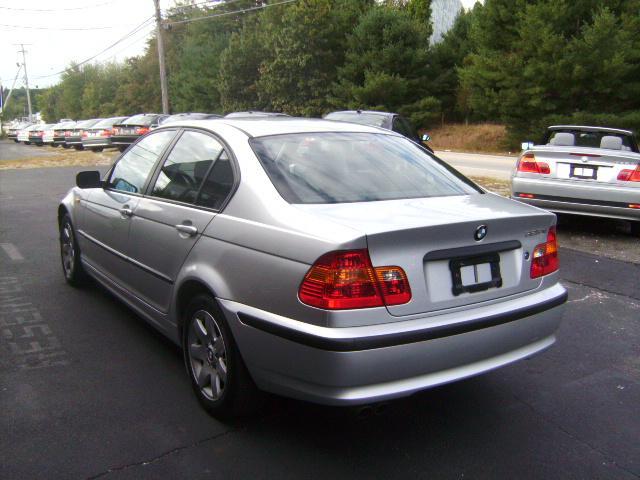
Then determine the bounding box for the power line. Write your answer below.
[33,16,155,80]
[102,23,157,62]
[0,1,116,12]
[0,23,117,31]
[169,0,245,12]
[165,0,299,27]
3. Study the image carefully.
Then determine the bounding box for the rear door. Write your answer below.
[126,129,236,313]
[78,130,177,285]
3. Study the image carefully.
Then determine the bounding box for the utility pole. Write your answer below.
[153,0,170,114]
[0,64,22,115]
[16,44,33,122]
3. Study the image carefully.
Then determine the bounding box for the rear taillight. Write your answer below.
[38,131,44,136]
[298,249,411,310]
[81,130,87,138]
[64,131,70,137]
[102,128,112,137]
[617,165,640,182]
[136,126,149,135]
[517,153,550,174]
[530,226,559,279]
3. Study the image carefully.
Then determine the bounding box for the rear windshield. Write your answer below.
[121,114,158,125]
[324,112,387,128]
[76,119,101,128]
[93,117,127,128]
[546,129,638,152]
[250,132,480,204]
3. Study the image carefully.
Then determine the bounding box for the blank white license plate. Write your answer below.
[460,263,492,286]
[572,167,594,177]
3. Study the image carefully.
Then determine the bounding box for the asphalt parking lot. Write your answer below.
[1,165,639,479]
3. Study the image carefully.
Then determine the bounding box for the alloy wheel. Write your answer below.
[187,310,228,401]
[61,223,75,278]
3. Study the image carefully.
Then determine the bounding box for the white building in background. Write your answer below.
[430,0,464,44]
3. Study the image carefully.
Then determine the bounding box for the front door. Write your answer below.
[78,130,177,287]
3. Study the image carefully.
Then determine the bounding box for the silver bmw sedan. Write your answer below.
[58,118,567,417]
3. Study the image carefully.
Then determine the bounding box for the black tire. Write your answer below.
[62,144,71,149]
[59,214,89,287]
[91,147,104,153]
[74,145,84,151]
[630,221,640,237]
[183,294,262,418]
[118,145,127,152]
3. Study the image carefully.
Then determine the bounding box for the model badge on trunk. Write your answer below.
[474,225,487,241]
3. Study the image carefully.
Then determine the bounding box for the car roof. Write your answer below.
[548,125,634,136]
[160,117,399,138]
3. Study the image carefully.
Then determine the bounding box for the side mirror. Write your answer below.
[521,141,534,150]
[422,133,431,142]
[76,170,102,189]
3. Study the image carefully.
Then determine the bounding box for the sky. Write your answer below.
[1,0,481,91]
[0,0,166,89]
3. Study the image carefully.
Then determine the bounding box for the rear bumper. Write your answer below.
[112,135,140,146]
[65,136,83,145]
[512,177,640,221]
[219,283,567,405]
[82,138,114,148]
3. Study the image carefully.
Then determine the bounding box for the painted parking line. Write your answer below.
[1,243,24,261]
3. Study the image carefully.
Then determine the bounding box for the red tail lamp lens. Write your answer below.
[530,226,559,278]
[299,250,411,310]
[374,266,412,306]
[617,165,640,182]
[517,153,550,174]
[136,127,149,135]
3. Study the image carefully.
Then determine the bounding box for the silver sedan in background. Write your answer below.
[59,118,567,417]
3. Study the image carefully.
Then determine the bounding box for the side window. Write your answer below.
[108,131,175,193]
[151,131,225,204]
[197,151,234,210]
[393,117,417,141]
[392,117,411,138]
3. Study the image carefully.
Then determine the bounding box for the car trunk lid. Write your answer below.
[519,146,640,185]
[295,193,555,317]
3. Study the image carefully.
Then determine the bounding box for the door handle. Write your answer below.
[175,224,198,237]
[120,207,133,217]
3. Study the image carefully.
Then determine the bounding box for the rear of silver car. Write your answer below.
[511,140,640,224]
[204,129,567,405]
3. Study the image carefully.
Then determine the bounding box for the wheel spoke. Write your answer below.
[193,317,208,343]
[189,343,206,361]
[196,364,211,388]
[213,374,222,398]
[205,315,217,343]
[215,357,227,383]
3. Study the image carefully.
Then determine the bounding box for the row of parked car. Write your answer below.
[7,110,434,153]
[8,113,209,152]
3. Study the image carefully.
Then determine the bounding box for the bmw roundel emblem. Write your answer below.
[474,225,488,241]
